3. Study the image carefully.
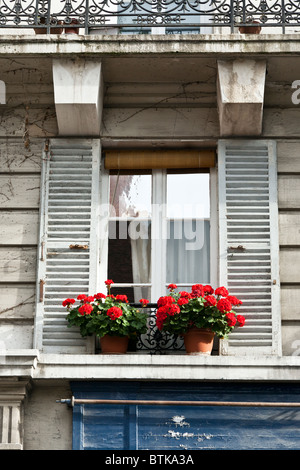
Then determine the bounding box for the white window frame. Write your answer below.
[99,166,218,302]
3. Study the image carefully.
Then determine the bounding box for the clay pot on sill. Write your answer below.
[183,327,215,356]
[100,335,129,354]
[238,21,261,34]
[64,19,80,34]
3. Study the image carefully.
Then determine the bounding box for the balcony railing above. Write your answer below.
[0,0,299,34]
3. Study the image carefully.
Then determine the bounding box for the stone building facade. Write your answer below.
[1,18,300,449]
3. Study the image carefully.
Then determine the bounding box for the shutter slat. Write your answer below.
[34,139,100,353]
[218,140,281,356]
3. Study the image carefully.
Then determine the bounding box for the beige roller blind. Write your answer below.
[105,149,215,170]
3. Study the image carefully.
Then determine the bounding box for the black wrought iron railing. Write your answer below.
[0,0,299,34]
[128,304,185,354]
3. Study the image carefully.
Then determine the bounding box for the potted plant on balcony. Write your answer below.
[34,16,63,34]
[63,280,149,353]
[156,284,245,355]
[64,18,80,34]
[238,19,261,34]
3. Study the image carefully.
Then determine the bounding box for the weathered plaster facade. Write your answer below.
[1,33,300,449]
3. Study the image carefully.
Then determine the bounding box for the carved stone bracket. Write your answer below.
[0,378,32,450]
[217,59,267,136]
[53,58,104,136]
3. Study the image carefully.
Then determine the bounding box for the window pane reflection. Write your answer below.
[110,174,151,218]
[167,173,210,218]
[166,173,210,284]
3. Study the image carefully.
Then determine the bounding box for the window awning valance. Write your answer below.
[104,149,216,170]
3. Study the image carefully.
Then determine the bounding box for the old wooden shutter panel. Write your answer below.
[34,139,100,353]
[218,140,281,356]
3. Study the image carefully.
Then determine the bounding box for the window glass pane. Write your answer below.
[108,220,151,285]
[167,219,210,284]
[167,173,210,218]
[108,174,152,303]
[166,173,210,285]
[110,174,151,218]
[107,171,211,300]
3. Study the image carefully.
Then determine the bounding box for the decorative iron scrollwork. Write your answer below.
[0,0,298,32]
[136,309,184,354]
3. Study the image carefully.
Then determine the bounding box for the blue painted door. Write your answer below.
[71,381,300,450]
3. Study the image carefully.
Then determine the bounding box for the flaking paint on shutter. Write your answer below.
[34,139,100,353]
[218,140,281,356]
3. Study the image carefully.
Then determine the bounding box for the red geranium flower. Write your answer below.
[62,298,76,307]
[157,296,175,307]
[167,284,177,291]
[237,315,246,326]
[192,284,203,291]
[156,306,169,330]
[107,306,123,320]
[116,294,128,303]
[94,293,106,300]
[105,279,114,286]
[166,304,180,316]
[215,286,229,297]
[204,295,217,307]
[179,291,192,299]
[156,318,165,331]
[227,295,242,306]
[191,284,205,297]
[78,303,93,315]
[156,306,168,319]
[226,312,237,327]
[77,294,87,301]
[139,299,150,307]
[203,285,214,295]
[217,298,232,313]
[177,297,189,306]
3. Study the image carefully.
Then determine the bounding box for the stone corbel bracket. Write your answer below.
[0,350,38,449]
[217,59,267,136]
[53,58,104,136]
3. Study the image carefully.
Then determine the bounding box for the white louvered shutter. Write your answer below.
[218,140,281,356]
[34,139,101,353]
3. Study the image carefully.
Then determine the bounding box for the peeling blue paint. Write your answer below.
[71,381,300,450]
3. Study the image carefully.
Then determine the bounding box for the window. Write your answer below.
[107,169,214,302]
[35,139,281,356]
[117,1,213,35]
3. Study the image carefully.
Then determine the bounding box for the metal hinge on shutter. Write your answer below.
[34,139,101,353]
[218,140,281,356]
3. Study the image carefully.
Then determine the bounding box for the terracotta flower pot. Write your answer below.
[238,21,261,34]
[183,328,215,355]
[64,19,80,34]
[100,335,129,354]
[34,18,63,34]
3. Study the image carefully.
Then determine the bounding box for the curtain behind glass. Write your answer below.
[167,219,210,284]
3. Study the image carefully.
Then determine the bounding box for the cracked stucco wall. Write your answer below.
[0,57,57,349]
